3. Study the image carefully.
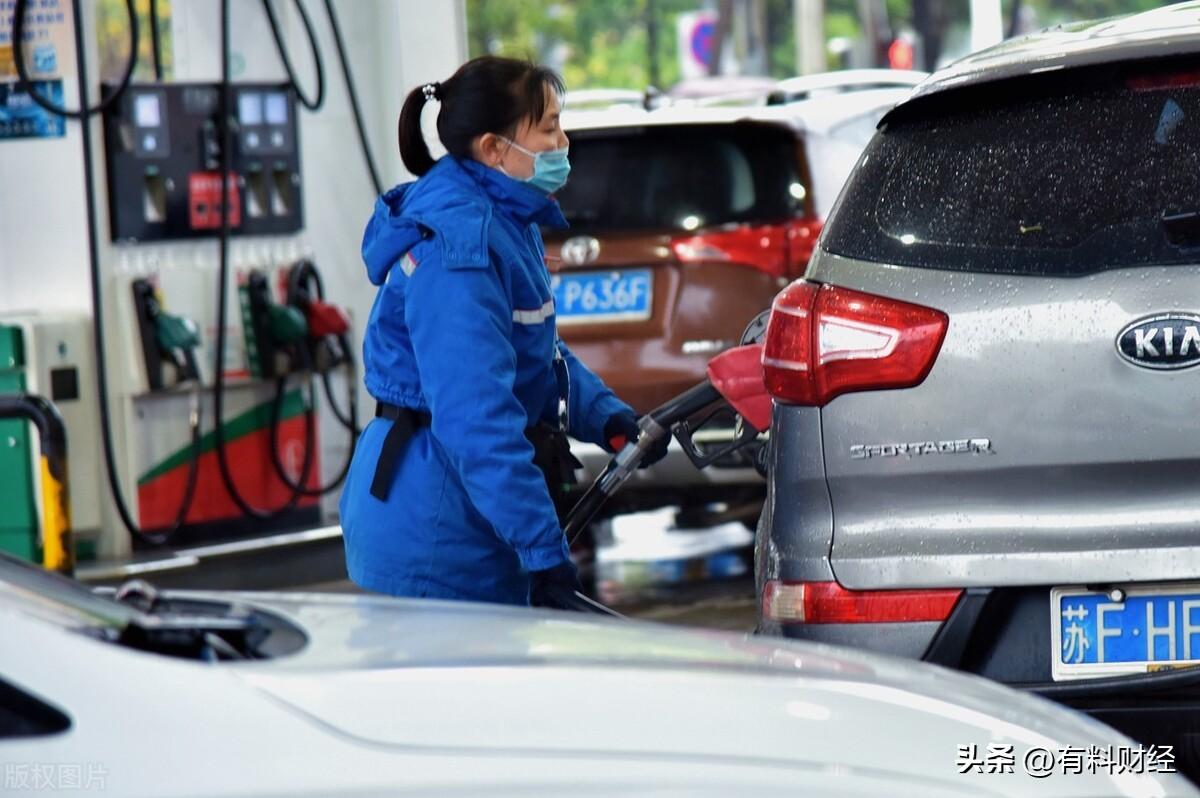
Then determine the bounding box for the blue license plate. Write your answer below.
[551,269,653,324]
[1052,585,1200,680]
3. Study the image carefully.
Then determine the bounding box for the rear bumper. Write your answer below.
[776,619,942,660]
[766,585,1200,782]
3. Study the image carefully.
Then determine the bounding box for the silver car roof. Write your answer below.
[900,1,1200,107]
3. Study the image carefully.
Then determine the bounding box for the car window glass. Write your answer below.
[554,123,803,232]
[723,140,756,213]
[822,67,1200,275]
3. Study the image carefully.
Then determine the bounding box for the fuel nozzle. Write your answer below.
[284,259,352,372]
[242,270,307,378]
[132,278,202,391]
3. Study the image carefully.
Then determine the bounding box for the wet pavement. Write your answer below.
[606,575,757,632]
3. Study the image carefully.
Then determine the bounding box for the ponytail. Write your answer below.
[398,83,438,177]
[397,57,565,178]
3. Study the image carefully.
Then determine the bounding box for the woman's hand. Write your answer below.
[529,560,584,609]
[604,410,670,467]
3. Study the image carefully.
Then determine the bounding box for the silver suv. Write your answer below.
[757,2,1200,773]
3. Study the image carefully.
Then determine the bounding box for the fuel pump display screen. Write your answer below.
[134,94,161,127]
[265,93,289,125]
[238,93,263,126]
[102,81,304,242]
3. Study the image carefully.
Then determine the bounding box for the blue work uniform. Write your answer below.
[339,155,631,605]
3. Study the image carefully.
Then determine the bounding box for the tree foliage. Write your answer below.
[467,0,1174,89]
[467,0,800,90]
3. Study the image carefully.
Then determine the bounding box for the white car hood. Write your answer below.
[3,591,1193,797]
[199,592,1187,797]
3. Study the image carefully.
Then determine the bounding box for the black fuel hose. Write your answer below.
[13,0,138,119]
[149,0,164,81]
[265,260,358,496]
[261,0,326,112]
[322,0,383,195]
[266,365,355,497]
[268,375,353,496]
[60,0,201,545]
[134,397,205,546]
[564,380,723,546]
[212,0,314,520]
[284,262,360,435]
[321,361,357,431]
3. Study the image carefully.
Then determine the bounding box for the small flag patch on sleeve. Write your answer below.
[400,253,419,276]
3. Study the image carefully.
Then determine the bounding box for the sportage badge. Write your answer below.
[1116,313,1200,370]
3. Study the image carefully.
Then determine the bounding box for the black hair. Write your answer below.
[398,56,566,177]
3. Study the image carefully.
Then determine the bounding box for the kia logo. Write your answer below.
[561,236,600,266]
[1116,313,1200,370]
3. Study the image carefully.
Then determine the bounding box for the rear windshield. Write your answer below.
[822,64,1200,276]
[555,123,805,232]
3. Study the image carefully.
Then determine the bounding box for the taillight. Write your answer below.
[762,280,947,406]
[671,218,823,279]
[762,580,962,625]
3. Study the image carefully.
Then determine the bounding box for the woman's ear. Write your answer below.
[475,132,505,167]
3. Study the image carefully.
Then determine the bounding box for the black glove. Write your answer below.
[604,410,669,468]
[529,560,585,610]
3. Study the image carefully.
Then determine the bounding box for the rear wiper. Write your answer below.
[1160,210,1200,248]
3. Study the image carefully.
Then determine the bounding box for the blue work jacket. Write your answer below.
[339,156,630,605]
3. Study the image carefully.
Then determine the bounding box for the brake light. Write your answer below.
[1126,70,1200,91]
[671,218,823,279]
[762,280,947,406]
[762,580,962,624]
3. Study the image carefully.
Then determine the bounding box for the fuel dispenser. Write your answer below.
[94,75,329,543]
[0,0,396,569]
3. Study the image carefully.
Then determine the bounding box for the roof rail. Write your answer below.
[767,69,927,105]
[564,88,649,111]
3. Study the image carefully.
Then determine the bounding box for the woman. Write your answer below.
[339,56,666,608]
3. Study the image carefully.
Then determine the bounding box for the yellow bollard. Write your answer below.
[39,455,73,575]
[0,395,73,575]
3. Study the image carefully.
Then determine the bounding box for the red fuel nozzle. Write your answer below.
[305,300,350,338]
[706,344,772,432]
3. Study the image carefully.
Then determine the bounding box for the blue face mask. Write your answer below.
[501,138,571,195]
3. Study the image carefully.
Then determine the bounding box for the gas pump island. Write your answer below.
[0,1,442,583]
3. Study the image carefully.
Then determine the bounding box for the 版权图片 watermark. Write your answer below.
[4,761,108,792]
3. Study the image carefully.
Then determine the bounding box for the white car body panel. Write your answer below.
[1,591,1193,797]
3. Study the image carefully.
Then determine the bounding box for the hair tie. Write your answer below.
[422,82,440,102]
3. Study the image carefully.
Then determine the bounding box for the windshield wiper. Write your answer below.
[116,612,266,662]
[108,578,266,661]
